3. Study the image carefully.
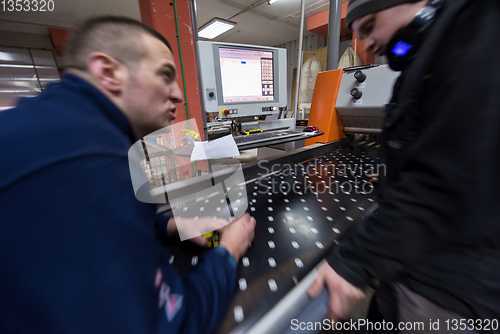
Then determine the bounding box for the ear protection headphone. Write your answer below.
[386,0,446,71]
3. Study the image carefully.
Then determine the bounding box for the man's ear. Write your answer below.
[87,52,126,94]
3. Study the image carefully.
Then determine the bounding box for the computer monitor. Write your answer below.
[197,41,287,119]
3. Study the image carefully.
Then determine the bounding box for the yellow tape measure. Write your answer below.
[203,231,219,248]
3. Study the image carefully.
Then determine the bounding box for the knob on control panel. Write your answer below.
[208,92,215,98]
[354,70,366,82]
[350,88,363,99]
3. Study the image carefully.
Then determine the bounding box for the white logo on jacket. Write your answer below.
[156,268,183,322]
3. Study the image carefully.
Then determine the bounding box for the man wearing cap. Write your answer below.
[308,0,500,331]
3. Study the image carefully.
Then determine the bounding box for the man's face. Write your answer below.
[351,6,415,56]
[123,34,183,138]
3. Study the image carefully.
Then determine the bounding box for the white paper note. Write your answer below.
[190,135,240,161]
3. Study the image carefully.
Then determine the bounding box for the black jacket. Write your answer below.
[328,0,500,320]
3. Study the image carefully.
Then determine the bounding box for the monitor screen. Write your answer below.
[197,41,287,118]
[218,47,274,104]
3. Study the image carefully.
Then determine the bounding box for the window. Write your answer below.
[0,46,60,111]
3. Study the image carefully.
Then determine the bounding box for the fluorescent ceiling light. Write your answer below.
[0,64,56,69]
[268,0,278,4]
[198,18,236,39]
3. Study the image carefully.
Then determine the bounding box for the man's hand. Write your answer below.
[367,173,379,183]
[307,262,365,320]
[219,213,256,262]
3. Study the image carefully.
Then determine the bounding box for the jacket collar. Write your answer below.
[61,73,137,144]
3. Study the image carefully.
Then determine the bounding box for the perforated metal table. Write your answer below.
[163,138,380,333]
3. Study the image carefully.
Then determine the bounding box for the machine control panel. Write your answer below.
[221,108,238,116]
[261,106,278,112]
[335,65,400,131]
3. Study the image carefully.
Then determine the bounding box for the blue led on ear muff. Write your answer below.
[386,0,446,71]
[391,41,413,57]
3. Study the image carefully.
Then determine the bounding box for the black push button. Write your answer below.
[350,88,363,99]
[354,70,366,82]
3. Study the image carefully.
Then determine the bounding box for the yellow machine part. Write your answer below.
[244,129,263,135]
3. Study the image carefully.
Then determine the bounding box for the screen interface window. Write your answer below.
[219,47,274,103]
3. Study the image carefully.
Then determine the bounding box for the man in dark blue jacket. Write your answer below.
[0,17,255,333]
[308,0,500,331]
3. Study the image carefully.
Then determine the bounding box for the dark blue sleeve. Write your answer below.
[155,212,173,241]
[180,247,238,333]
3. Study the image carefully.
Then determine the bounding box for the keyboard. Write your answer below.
[233,129,305,146]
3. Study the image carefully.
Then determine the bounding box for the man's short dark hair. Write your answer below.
[66,16,172,71]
